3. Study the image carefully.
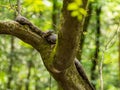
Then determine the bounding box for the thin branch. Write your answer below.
[99,19,120,90]
[104,21,120,50]
[17,0,21,15]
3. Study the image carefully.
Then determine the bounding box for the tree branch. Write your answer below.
[15,15,57,44]
[0,21,52,63]
[53,0,82,71]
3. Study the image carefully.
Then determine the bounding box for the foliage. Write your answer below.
[0,0,120,90]
[67,0,87,20]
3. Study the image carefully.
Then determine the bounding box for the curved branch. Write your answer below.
[0,21,40,48]
[0,21,52,62]
[15,15,57,44]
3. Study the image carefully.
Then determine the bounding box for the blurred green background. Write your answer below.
[0,0,120,90]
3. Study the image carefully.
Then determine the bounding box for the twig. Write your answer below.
[17,0,21,15]
[99,19,120,90]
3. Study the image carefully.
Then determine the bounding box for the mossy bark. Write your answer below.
[0,0,95,90]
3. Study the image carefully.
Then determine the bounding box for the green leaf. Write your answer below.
[77,15,82,20]
[67,3,78,10]
[71,11,79,17]
[79,8,87,16]
[75,0,83,5]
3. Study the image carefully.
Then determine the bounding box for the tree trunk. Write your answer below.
[0,0,95,90]
[48,0,94,89]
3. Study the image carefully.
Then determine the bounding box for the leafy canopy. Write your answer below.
[67,0,87,20]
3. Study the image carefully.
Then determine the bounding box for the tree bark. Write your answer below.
[0,0,95,90]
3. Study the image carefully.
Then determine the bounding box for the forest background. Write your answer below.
[0,0,120,90]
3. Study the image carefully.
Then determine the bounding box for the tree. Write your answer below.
[0,0,94,90]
